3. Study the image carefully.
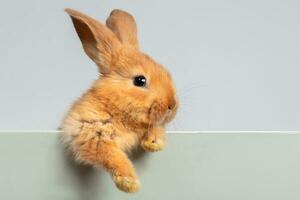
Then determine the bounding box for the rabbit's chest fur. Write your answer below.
[61,94,148,154]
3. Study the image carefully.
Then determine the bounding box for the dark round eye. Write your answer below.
[133,75,147,87]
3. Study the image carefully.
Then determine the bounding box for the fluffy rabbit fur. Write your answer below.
[61,8,178,193]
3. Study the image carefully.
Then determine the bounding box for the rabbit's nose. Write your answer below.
[168,97,177,110]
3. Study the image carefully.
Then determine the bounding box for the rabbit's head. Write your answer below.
[66,9,178,127]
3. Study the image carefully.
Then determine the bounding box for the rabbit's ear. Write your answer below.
[65,8,121,74]
[106,9,139,49]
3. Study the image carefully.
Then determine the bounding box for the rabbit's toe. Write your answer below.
[113,176,140,193]
[141,138,164,152]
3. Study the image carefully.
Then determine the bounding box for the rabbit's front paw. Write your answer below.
[113,175,140,193]
[141,138,165,152]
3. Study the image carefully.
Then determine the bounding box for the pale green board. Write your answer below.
[1,132,300,200]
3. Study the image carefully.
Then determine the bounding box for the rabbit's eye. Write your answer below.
[133,75,147,87]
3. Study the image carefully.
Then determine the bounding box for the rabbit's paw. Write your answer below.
[141,138,164,152]
[113,176,140,193]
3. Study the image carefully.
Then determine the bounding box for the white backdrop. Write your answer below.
[0,0,299,130]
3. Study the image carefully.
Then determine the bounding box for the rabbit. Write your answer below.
[61,8,178,193]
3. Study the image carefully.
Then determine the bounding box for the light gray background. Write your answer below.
[0,0,299,130]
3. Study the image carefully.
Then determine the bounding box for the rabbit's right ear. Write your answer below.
[106,9,139,49]
[65,8,121,74]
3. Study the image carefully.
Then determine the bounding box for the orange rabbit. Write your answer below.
[61,8,178,193]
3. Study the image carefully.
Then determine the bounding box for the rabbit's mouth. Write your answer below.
[148,101,177,126]
[163,108,178,124]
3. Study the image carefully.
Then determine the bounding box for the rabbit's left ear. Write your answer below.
[65,8,121,74]
[106,9,139,49]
